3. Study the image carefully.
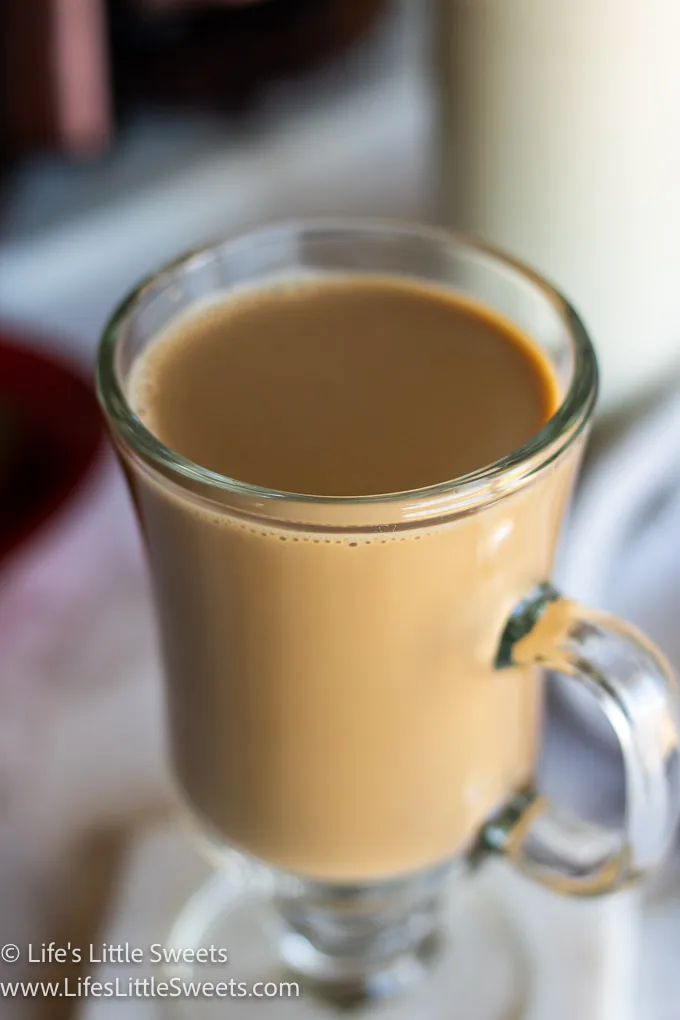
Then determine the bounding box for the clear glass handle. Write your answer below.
[484,583,680,895]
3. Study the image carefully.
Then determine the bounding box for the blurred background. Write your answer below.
[0,2,679,1018]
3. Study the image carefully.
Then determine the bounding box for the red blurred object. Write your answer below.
[0,334,104,568]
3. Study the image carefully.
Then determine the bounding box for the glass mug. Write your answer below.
[98,222,679,1019]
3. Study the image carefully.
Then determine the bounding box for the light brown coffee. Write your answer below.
[131,278,556,496]
[128,276,575,882]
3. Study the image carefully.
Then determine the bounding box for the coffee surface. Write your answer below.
[131,276,558,495]
[126,275,572,882]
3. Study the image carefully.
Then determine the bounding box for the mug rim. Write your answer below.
[96,218,598,515]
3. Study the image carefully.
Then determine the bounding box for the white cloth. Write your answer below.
[560,392,680,659]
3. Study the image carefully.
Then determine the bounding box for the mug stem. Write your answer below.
[270,862,449,1003]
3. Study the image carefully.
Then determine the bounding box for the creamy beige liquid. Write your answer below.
[128,276,577,882]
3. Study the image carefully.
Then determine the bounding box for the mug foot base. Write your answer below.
[164,854,527,1019]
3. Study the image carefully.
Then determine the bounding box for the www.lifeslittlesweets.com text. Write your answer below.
[1,976,300,999]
